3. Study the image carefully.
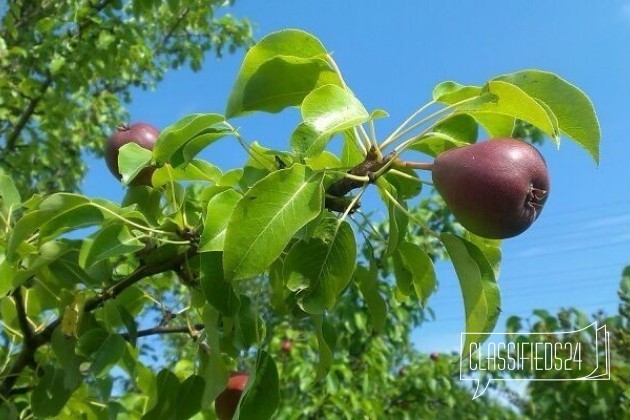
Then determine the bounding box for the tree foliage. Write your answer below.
[487,271,630,419]
[0,0,252,195]
[0,28,600,418]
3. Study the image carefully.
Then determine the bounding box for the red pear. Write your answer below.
[215,372,249,420]
[432,138,549,239]
[105,122,159,186]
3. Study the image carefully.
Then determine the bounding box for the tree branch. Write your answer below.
[121,324,205,341]
[2,0,114,153]
[325,146,396,213]
[0,248,194,398]
[155,8,191,55]
[4,75,52,151]
[12,287,34,347]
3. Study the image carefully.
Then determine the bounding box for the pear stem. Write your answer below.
[402,161,435,171]
[379,185,440,239]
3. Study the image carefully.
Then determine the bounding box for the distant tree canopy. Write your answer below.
[0,0,252,195]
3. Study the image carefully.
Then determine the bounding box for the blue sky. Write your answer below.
[84,1,630,352]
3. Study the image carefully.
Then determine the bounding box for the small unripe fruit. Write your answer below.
[215,372,249,420]
[432,138,550,239]
[105,122,159,186]
[281,340,292,353]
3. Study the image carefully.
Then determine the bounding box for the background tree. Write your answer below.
[486,270,630,419]
[0,0,252,195]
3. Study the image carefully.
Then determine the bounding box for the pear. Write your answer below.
[432,138,549,239]
[215,372,249,420]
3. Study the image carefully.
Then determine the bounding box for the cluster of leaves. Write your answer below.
[0,0,252,195]
[483,272,630,419]
[0,28,599,418]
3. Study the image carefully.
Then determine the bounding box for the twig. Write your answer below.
[0,248,194,398]
[121,324,205,341]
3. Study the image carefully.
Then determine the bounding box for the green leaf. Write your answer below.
[313,316,334,379]
[200,307,229,410]
[356,264,387,333]
[457,80,559,141]
[0,255,15,296]
[284,219,356,314]
[241,56,342,116]
[341,131,365,168]
[6,210,60,261]
[391,252,413,298]
[90,333,126,377]
[0,169,20,217]
[396,241,436,304]
[12,241,72,288]
[200,189,242,252]
[226,29,340,118]
[37,195,105,241]
[441,233,501,355]
[142,370,181,420]
[118,143,153,185]
[433,81,482,103]
[31,366,76,417]
[223,164,324,280]
[200,252,240,316]
[377,180,408,257]
[383,166,422,200]
[237,351,280,420]
[181,131,232,165]
[291,84,370,157]
[151,160,222,187]
[77,328,109,357]
[463,231,502,278]
[51,329,81,390]
[236,295,264,348]
[79,224,145,269]
[305,151,341,170]
[473,113,516,138]
[410,114,478,157]
[175,375,205,420]
[153,113,226,165]
[239,142,293,190]
[495,69,601,163]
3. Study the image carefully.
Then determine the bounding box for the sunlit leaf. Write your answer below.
[79,224,145,269]
[223,165,324,280]
[495,69,601,162]
[200,189,242,252]
[151,160,222,188]
[200,307,229,410]
[433,81,482,103]
[398,242,436,304]
[356,264,387,333]
[410,114,478,157]
[237,351,280,420]
[457,80,559,142]
[284,219,356,314]
[226,29,341,118]
[153,113,226,165]
[291,84,370,158]
[118,142,153,185]
[441,233,501,355]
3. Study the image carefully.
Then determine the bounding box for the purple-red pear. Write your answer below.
[105,122,159,186]
[431,138,550,239]
[215,372,249,420]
